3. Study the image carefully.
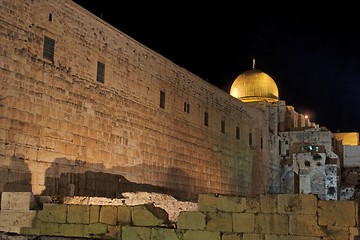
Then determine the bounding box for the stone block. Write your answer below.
[1,192,36,210]
[122,226,151,240]
[233,212,255,233]
[118,205,131,225]
[242,233,262,240]
[206,211,232,232]
[132,204,169,227]
[183,230,221,240]
[318,200,357,227]
[99,205,117,225]
[83,222,107,236]
[217,195,240,212]
[260,194,277,213]
[90,205,100,223]
[221,233,242,240]
[198,194,218,211]
[349,227,359,240]
[40,222,61,236]
[289,214,324,237]
[106,225,121,239]
[67,205,90,224]
[277,194,317,214]
[321,226,351,240]
[58,223,84,237]
[20,227,41,235]
[244,197,260,213]
[177,211,206,230]
[0,209,37,233]
[255,213,288,235]
[37,203,67,223]
[151,227,184,240]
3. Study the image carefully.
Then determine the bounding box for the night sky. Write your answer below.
[73,1,360,134]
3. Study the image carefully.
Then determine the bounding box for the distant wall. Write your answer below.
[0,0,272,200]
[344,145,360,168]
[0,192,358,239]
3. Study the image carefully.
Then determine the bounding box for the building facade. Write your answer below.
[0,0,355,201]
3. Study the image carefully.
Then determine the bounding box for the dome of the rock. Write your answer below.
[230,68,279,102]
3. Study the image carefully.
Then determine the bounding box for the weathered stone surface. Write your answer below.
[132,204,169,227]
[277,194,317,214]
[151,227,184,240]
[58,223,84,237]
[177,211,206,230]
[255,214,288,235]
[198,194,218,212]
[183,230,221,240]
[1,192,36,210]
[67,205,90,224]
[118,205,132,225]
[317,200,357,227]
[233,213,255,233]
[260,194,277,213]
[83,223,107,236]
[122,226,151,240]
[0,209,37,233]
[37,204,67,223]
[99,205,117,225]
[289,214,324,236]
[206,211,232,232]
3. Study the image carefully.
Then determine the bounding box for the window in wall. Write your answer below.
[96,61,105,83]
[221,119,225,134]
[43,36,55,62]
[183,102,190,113]
[159,91,166,109]
[279,140,282,155]
[48,13,52,21]
[249,132,252,145]
[236,126,240,139]
[261,137,263,148]
[204,111,209,126]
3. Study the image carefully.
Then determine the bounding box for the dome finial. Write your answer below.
[252,58,255,69]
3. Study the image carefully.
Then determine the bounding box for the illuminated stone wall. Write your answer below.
[0,0,273,200]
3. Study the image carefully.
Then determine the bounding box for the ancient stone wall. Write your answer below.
[0,0,272,200]
[0,192,358,239]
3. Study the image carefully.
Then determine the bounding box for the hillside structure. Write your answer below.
[0,0,359,202]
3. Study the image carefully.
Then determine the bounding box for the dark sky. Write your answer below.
[73,1,360,134]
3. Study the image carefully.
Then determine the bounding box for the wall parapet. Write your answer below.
[0,192,359,239]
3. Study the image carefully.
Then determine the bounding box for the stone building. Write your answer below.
[0,0,355,202]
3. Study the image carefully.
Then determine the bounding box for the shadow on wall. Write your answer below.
[41,158,198,201]
[2,154,32,192]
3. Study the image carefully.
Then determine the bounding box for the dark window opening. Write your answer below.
[96,61,105,83]
[221,119,225,134]
[249,132,252,145]
[43,36,55,62]
[286,149,289,156]
[160,91,166,109]
[261,137,263,148]
[204,112,209,126]
[236,126,240,139]
[304,160,310,167]
[183,102,190,113]
[49,13,52,21]
[279,140,282,155]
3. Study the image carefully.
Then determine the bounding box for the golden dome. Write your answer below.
[230,68,279,102]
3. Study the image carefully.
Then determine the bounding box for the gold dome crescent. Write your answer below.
[230,68,279,102]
